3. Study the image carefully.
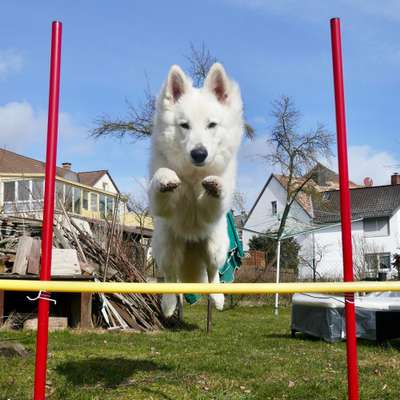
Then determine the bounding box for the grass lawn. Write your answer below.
[0,303,400,399]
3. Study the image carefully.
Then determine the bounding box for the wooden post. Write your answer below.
[177,294,183,321]
[80,292,93,329]
[207,296,212,334]
[0,290,4,326]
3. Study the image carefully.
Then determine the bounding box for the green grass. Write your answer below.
[1,303,400,399]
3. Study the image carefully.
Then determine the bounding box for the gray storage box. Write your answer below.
[291,293,400,343]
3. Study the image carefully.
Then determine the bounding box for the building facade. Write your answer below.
[0,149,153,236]
[243,164,400,280]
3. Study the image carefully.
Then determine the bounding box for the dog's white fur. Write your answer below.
[149,63,244,317]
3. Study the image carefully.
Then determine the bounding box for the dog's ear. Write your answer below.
[164,65,189,104]
[204,63,231,104]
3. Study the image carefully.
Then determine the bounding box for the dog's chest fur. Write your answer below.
[166,180,215,240]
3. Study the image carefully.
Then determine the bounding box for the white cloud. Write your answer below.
[329,145,400,186]
[250,115,268,126]
[239,133,272,162]
[0,100,93,160]
[237,135,274,209]
[0,101,46,149]
[225,0,400,22]
[0,49,23,80]
[223,0,341,23]
[239,142,400,212]
[57,112,94,158]
[346,0,400,22]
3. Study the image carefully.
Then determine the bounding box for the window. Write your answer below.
[18,180,30,201]
[3,181,15,202]
[32,179,44,201]
[106,196,114,218]
[364,217,389,237]
[271,201,277,216]
[55,181,64,208]
[73,188,81,214]
[365,253,391,272]
[82,191,89,210]
[99,194,106,217]
[90,193,98,211]
[65,185,73,212]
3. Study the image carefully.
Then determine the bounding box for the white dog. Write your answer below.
[149,63,244,317]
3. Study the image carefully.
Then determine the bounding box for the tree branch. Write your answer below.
[91,43,255,141]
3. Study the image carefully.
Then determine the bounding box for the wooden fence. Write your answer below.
[236,250,297,283]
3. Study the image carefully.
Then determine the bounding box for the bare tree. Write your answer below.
[299,239,328,281]
[91,43,254,140]
[392,252,400,280]
[352,235,385,280]
[267,96,334,240]
[125,193,153,275]
[186,42,217,87]
[91,86,155,141]
[232,191,246,214]
[265,96,333,314]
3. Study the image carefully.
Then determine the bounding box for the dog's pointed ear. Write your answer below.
[204,63,231,104]
[164,65,189,104]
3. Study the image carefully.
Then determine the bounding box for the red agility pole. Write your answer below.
[330,18,359,400]
[33,21,62,400]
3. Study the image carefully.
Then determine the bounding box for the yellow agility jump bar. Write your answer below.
[1,280,400,294]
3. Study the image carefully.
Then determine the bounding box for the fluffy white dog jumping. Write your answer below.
[149,63,244,317]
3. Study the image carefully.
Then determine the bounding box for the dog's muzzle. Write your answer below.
[190,145,208,166]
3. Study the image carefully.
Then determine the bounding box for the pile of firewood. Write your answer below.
[0,216,42,273]
[0,214,172,331]
[61,216,166,331]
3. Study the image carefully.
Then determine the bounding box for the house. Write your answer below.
[0,148,153,237]
[0,149,156,330]
[243,163,400,280]
[243,163,357,249]
[233,211,247,242]
[310,178,400,280]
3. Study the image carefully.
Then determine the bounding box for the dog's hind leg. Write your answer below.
[161,269,179,318]
[207,267,224,311]
[206,220,230,311]
[152,222,185,318]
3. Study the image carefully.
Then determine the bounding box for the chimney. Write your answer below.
[391,173,400,185]
[62,162,72,170]
[363,177,373,187]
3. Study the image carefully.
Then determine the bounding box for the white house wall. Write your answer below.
[93,174,118,194]
[243,176,311,251]
[299,213,400,280]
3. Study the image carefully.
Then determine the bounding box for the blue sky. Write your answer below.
[1,1,400,208]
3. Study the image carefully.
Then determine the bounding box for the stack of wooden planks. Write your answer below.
[0,214,171,331]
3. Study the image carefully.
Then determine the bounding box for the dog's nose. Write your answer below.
[190,146,208,165]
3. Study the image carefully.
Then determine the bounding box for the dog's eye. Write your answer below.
[207,122,217,129]
[179,122,190,130]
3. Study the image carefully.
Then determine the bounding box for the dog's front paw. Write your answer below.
[153,168,181,193]
[202,176,223,198]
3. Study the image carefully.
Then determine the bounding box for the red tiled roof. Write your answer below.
[0,148,108,189]
[245,163,362,224]
[314,184,400,223]
[77,170,107,187]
